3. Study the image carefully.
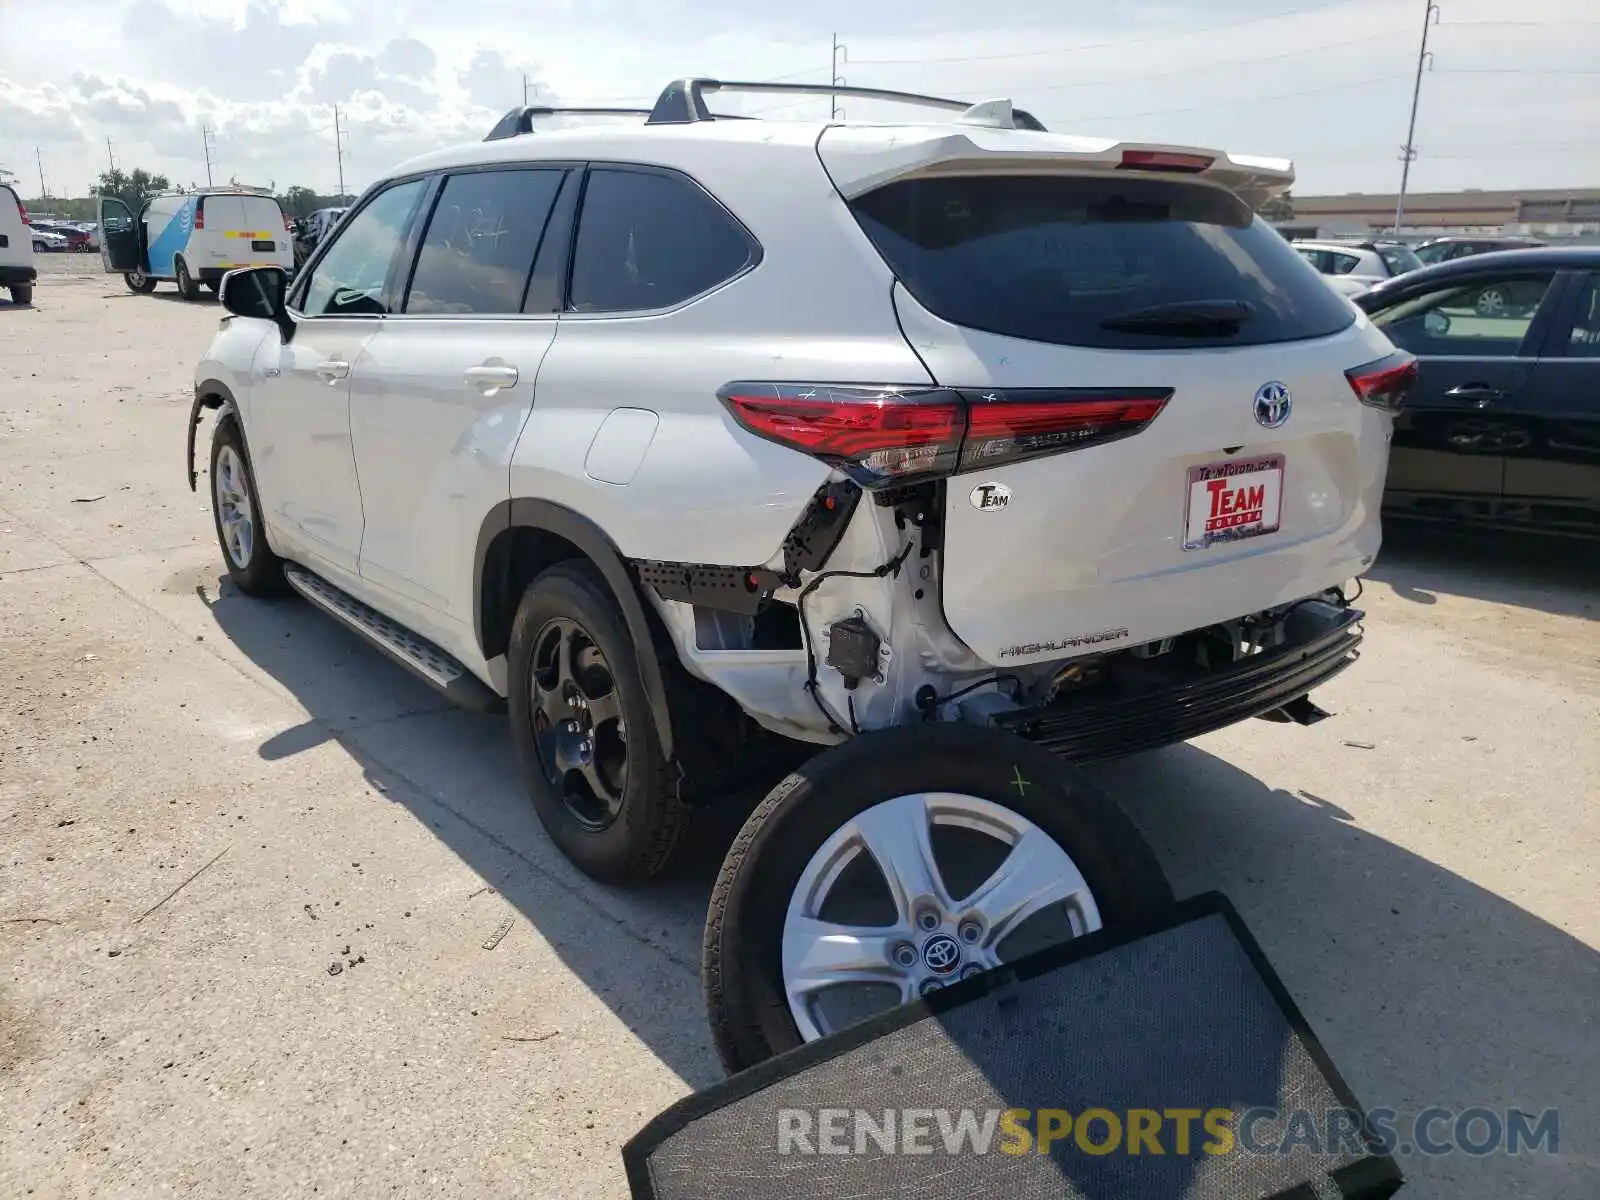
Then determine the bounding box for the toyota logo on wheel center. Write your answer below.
[921,933,962,975]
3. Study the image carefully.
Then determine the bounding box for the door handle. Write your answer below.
[316,359,351,383]
[1445,383,1502,409]
[464,364,520,394]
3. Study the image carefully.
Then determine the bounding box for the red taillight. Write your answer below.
[17,199,29,226]
[719,384,1172,487]
[194,200,205,230]
[1118,149,1215,173]
[282,209,292,232]
[1345,352,1416,413]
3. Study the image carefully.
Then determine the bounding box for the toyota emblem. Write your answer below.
[1253,381,1292,429]
[921,933,962,975]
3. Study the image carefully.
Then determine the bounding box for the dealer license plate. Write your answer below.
[1183,455,1285,550]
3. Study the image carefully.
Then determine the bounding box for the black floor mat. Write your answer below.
[626,893,1401,1200]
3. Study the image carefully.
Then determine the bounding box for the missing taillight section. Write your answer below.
[719,383,1172,488]
[1345,351,1417,413]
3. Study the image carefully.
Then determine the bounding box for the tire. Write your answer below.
[507,561,689,883]
[125,272,156,295]
[203,279,218,295]
[209,414,286,596]
[703,723,1175,1074]
[7,285,32,306]
[175,256,200,301]
[1474,286,1507,317]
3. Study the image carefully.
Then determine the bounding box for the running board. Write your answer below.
[283,563,505,714]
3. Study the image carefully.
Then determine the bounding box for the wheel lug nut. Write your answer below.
[891,942,917,968]
[919,979,943,996]
[915,909,941,932]
[958,920,982,944]
[961,963,984,981]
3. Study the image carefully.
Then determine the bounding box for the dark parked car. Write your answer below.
[1412,235,1545,267]
[1356,247,1600,538]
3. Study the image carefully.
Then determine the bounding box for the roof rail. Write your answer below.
[644,78,1048,131]
[483,104,763,141]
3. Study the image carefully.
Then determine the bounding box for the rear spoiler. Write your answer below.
[819,128,1294,209]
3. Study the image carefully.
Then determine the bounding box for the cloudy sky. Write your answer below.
[1,0,1596,201]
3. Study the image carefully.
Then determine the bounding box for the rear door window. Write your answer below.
[849,174,1355,349]
[568,167,756,313]
[1377,245,1422,276]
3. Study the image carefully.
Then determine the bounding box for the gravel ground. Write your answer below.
[2,255,1598,1198]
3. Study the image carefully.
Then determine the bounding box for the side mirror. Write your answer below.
[219,266,291,335]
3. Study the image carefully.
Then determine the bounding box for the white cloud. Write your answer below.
[1,0,1596,198]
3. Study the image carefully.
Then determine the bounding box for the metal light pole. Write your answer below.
[1394,0,1440,233]
[831,33,847,120]
[35,147,47,200]
[333,105,347,202]
[201,125,216,187]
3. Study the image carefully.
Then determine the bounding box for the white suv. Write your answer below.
[192,79,1412,1071]
[1294,239,1424,298]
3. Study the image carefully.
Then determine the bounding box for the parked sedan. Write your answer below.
[1294,239,1423,297]
[1357,246,1600,538]
[1413,235,1545,266]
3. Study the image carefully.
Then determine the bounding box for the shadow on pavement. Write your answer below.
[1370,520,1600,620]
[199,572,1598,1191]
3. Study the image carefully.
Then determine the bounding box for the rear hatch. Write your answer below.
[819,127,1400,666]
[202,194,290,265]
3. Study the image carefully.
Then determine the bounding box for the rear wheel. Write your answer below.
[7,284,31,306]
[1475,286,1508,317]
[703,723,1174,1074]
[175,256,200,301]
[507,561,690,883]
[125,271,156,295]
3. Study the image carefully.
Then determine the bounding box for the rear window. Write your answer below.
[849,174,1355,349]
[1377,245,1422,276]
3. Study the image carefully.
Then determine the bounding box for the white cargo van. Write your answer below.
[97,188,294,300]
[0,183,37,306]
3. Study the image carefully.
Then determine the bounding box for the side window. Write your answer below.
[404,169,565,315]
[568,167,755,313]
[1328,253,1361,276]
[1567,276,1600,358]
[1372,273,1556,357]
[299,179,426,317]
[1296,248,1328,273]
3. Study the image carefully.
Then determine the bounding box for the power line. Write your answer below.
[1050,70,1412,126]
[845,0,1364,66]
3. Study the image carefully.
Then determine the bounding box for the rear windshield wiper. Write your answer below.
[1100,299,1256,335]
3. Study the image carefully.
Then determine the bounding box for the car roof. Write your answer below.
[1293,241,1378,252]
[1361,245,1600,297]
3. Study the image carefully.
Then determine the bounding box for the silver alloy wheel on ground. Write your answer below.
[214,444,255,568]
[781,791,1102,1042]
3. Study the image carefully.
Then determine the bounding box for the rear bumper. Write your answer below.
[0,264,37,286]
[993,602,1363,763]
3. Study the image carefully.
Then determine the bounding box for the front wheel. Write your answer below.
[7,284,32,306]
[703,723,1174,1074]
[125,271,156,295]
[210,415,286,595]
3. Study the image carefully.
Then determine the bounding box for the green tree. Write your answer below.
[90,167,172,213]
[281,185,322,221]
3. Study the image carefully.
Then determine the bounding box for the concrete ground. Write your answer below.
[2,256,1597,1198]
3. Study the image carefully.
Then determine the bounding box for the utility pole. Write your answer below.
[1394,0,1440,233]
[35,147,47,200]
[106,138,116,174]
[333,105,346,202]
[523,74,531,107]
[831,33,847,120]
[201,125,216,187]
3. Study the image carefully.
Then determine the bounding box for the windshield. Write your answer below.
[849,173,1355,350]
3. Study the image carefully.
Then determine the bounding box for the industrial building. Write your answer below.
[1280,186,1600,241]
